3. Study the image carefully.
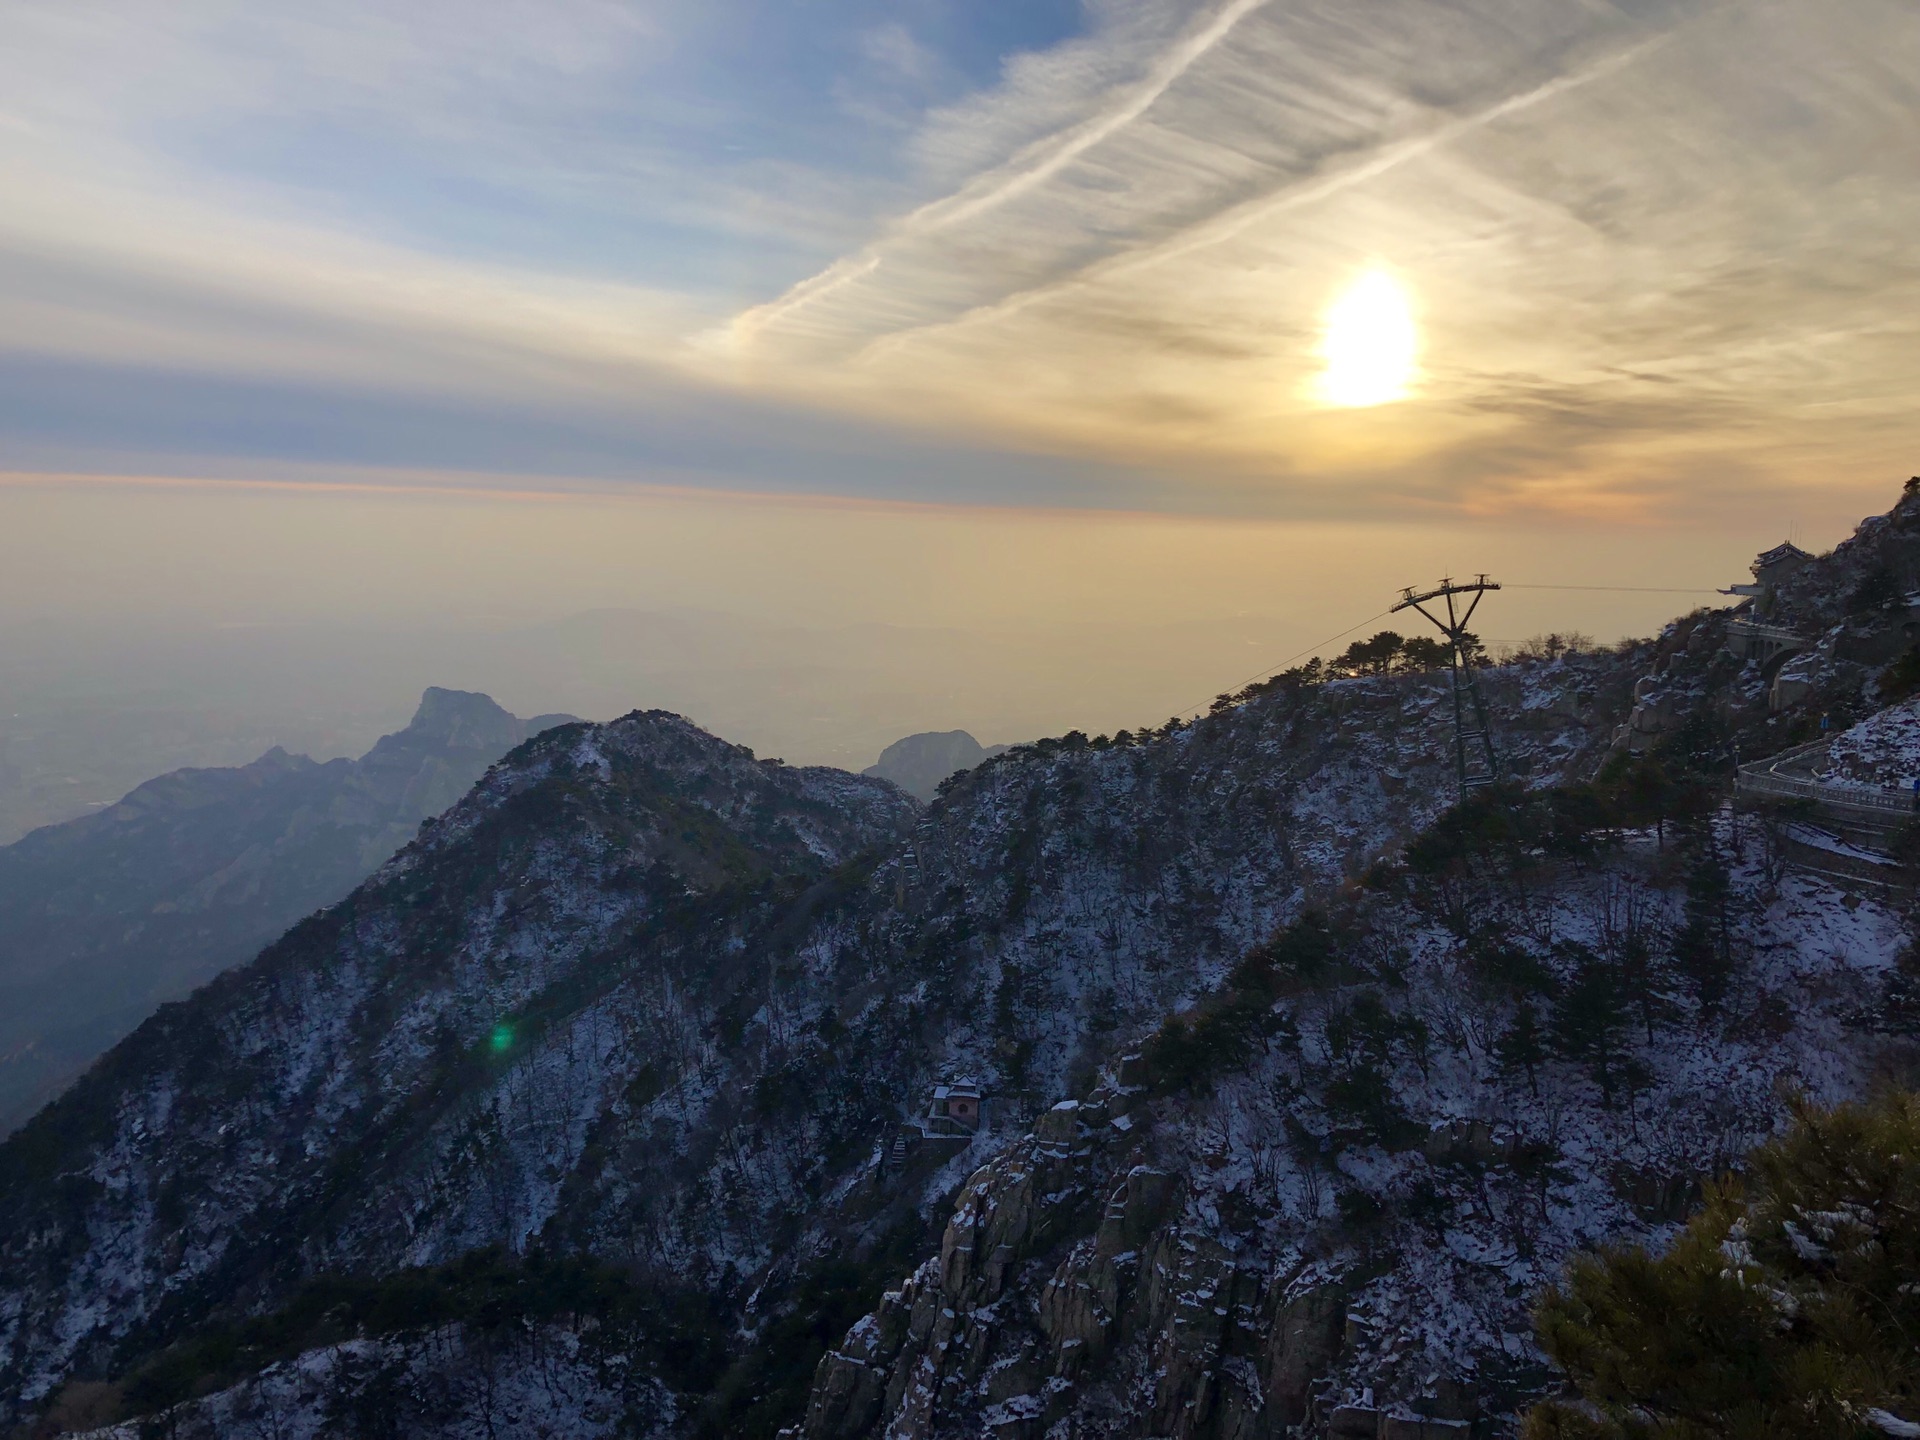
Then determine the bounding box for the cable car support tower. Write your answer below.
[1392,575,1501,792]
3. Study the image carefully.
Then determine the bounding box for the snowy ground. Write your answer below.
[1820,695,1920,787]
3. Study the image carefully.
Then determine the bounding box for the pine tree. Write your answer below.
[1335,631,1405,676]
[1884,946,1920,1033]
[1612,932,1665,1043]
[1877,912,1920,1033]
[1398,636,1453,672]
[1527,1090,1920,1439]
[1322,990,1417,1145]
[1471,937,1555,998]
[1672,839,1738,1015]
[1493,1000,1547,1097]
[1550,947,1630,1107]
[1601,753,1680,846]
[1849,564,1902,615]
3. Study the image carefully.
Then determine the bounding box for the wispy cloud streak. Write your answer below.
[861,27,1679,356]
[736,0,1273,338]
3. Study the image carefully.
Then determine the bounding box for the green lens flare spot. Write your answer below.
[490,1024,513,1053]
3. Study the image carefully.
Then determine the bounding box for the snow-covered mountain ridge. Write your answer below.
[15,484,1920,1438]
[0,711,916,1426]
[0,649,1638,1435]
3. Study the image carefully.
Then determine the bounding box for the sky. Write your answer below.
[1,0,1917,818]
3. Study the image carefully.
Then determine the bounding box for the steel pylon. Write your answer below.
[1392,576,1501,792]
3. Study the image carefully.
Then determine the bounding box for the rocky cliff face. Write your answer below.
[0,689,576,1134]
[794,829,1905,1440]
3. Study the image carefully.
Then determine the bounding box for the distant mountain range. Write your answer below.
[0,688,575,1133]
[0,606,1349,845]
[862,729,1009,800]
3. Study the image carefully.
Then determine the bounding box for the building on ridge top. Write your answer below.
[1723,540,1813,667]
[1751,540,1814,590]
[1721,540,1814,604]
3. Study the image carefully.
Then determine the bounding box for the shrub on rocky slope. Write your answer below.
[1528,1090,1920,1439]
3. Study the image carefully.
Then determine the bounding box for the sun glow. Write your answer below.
[1315,269,1418,408]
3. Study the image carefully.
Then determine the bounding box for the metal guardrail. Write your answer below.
[1737,769,1915,816]
[1736,739,1917,818]
[1726,619,1807,644]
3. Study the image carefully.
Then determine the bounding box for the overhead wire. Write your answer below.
[1504,583,1724,594]
[1171,608,1397,719]
[1167,579,1727,721]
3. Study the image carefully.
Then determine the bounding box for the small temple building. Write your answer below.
[1752,541,1814,592]
[927,1078,982,1133]
[883,1077,988,1176]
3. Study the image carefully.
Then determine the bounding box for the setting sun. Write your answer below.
[1315,269,1419,408]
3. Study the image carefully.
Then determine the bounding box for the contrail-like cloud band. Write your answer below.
[732,0,1274,341]
[861,28,1678,358]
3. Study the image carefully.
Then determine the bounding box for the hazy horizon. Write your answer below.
[0,467,1886,841]
[3,0,1915,836]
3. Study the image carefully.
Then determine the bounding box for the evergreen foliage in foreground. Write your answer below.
[1526,1091,1920,1439]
